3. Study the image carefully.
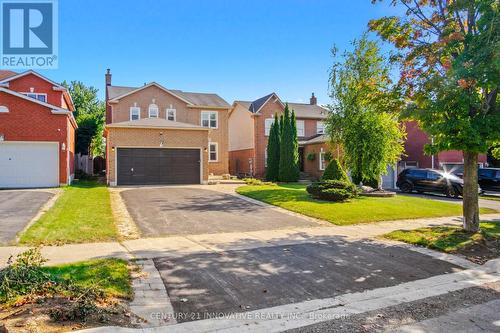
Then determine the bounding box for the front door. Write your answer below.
[298,147,304,172]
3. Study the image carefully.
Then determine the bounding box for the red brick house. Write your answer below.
[0,70,77,188]
[228,93,333,178]
[399,120,488,174]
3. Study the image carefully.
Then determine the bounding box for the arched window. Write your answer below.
[148,104,158,118]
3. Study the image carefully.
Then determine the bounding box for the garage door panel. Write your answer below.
[0,142,59,188]
[117,148,200,185]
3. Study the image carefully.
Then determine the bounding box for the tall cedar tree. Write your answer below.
[290,111,301,180]
[265,113,281,181]
[279,104,300,182]
[370,0,500,232]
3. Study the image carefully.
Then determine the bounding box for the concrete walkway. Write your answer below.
[2,213,499,267]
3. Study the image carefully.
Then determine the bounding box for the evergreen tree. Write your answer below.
[279,104,300,182]
[265,113,281,181]
[321,158,349,182]
[290,110,300,180]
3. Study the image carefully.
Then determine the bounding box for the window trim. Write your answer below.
[166,108,176,121]
[201,111,218,129]
[129,106,141,121]
[316,121,325,134]
[22,92,47,103]
[296,120,305,137]
[209,142,218,162]
[148,104,159,118]
[319,151,326,171]
[264,118,275,136]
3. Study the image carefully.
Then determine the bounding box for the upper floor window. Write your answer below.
[201,111,218,128]
[130,106,141,121]
[23,93,46,103]
[148,104,159,118]
[0,106,9,113]
[166,108,176,121]
[296,120,305,137]
[265,118,274,136]
[317,121,325,134]
[209,142,218,162]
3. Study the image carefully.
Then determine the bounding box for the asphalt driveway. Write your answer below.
[0,190,54,244]
[120,187,320,236]
[154,239,462,322]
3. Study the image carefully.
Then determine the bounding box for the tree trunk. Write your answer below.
[462,151,480,232]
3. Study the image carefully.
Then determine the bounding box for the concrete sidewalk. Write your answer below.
[2,213,499,267]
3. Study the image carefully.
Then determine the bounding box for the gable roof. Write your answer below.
[106,117,208,130]
[0,87,77,128]
[0,70,17,81]
[0,70,66,90]
[236,93,329,119]
[107,82,230,108]
[248,93,282,113]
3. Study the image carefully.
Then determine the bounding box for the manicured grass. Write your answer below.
[19,181,118,245]
[481,194,500,202]
[384,222,500,252]
[236,184,496,225]
[43,258,133,299]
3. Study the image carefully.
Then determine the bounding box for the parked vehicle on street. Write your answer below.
[478,168,500,193]
[396,168,476,198]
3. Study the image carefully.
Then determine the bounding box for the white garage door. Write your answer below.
[0,142,59,188]
[382,164,396,189]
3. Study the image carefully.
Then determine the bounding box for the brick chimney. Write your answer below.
[105,69,112,124]
[105,68,112,86]
[309,92,317,105]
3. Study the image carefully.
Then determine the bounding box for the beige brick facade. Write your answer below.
[106,127,209,185]
[107,85,229,178]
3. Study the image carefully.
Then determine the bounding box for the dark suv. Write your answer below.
[478,168,500,193]
[396,168,466,198]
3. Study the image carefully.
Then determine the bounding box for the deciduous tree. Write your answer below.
[369,0,500,231]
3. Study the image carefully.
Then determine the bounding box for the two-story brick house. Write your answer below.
[228,92,332,178]
[0,70,77,188]
[104,70,230,186]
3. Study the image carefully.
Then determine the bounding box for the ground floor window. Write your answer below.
[319,151,326,170]
[209,142,218,162]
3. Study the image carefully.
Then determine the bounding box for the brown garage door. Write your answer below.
[117,148,200,185]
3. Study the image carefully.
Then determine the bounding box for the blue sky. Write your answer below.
[35,0,400,104]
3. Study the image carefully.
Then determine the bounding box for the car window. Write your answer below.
[427,171,441,180]
[495,171,500,179]
[479,169,494,178]
[409,170,427,178]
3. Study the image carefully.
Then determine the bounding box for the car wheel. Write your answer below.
[400,182,413,193]
[445,186,456,198]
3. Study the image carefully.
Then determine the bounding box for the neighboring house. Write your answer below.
[0,70,77,188]
[104,70,230,186]
[229,92,332,178]
[399,120,488,174]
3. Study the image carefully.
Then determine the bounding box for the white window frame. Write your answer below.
[0,106,9,113]
[201,111,218,129]
[264,118,274,136]
[22,92,47,102]
[148,104,159,118]
[209,142,218,162]
[319,151,326,171]
[130,106,141,121]
[317,121,325,134]
[166,108,176,121]
[296,120,305,137]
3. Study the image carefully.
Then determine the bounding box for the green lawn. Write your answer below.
[384,222,500,252]
[481,194,500,202]
[43,258,133,299]
[19,181,118,245]
[237,184,496,225]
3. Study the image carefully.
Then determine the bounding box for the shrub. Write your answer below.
[243,178,275,186]
[306,180,357,202]
[321,159,349,182]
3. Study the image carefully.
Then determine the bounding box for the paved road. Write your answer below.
[154,239,461,322]
[0,190,54,244]
[399,192,500,211]
[121,187,320,237]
